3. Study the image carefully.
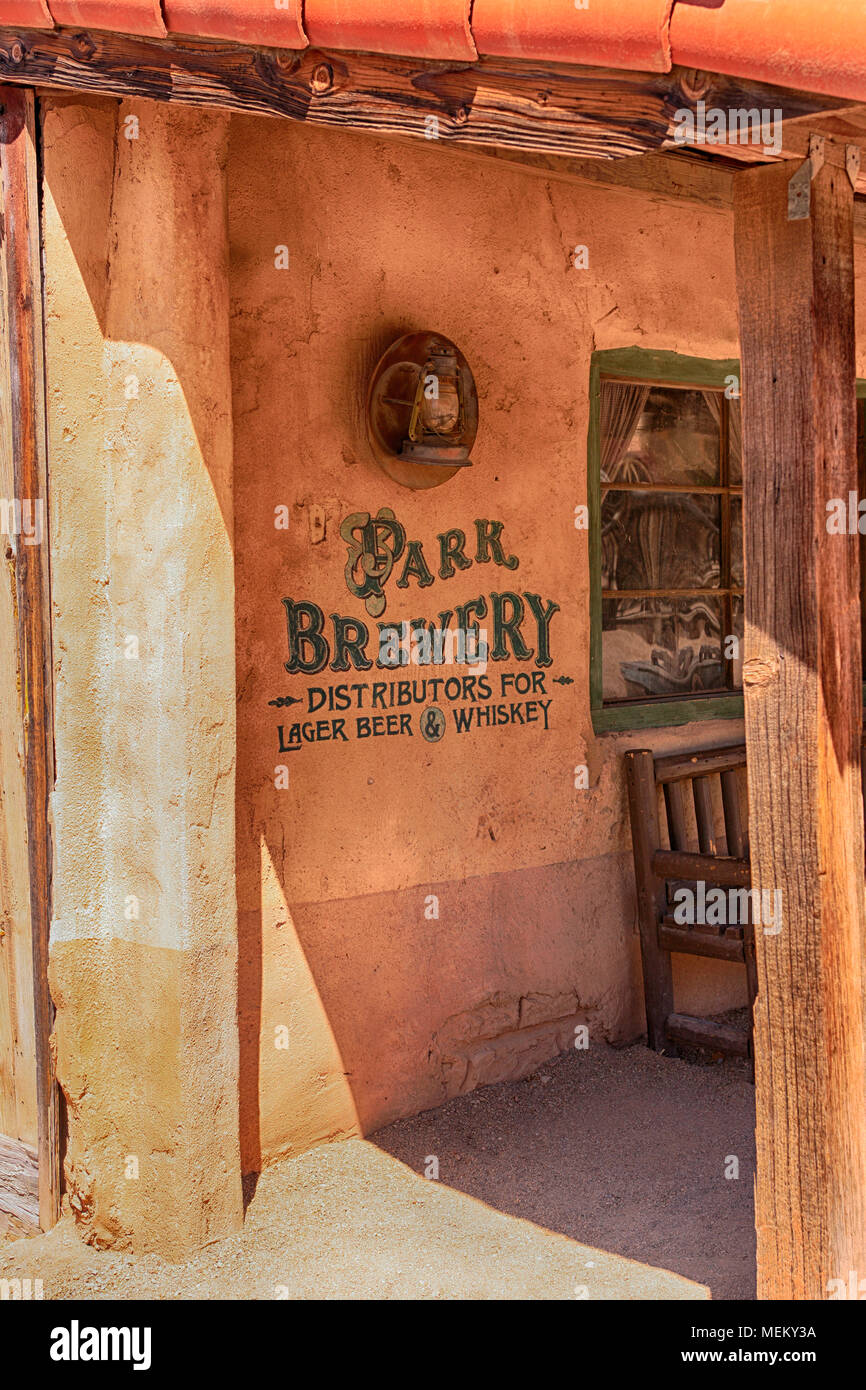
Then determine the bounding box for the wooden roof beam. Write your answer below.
[0,25,858,163]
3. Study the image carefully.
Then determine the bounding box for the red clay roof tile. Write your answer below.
[46,0,164,35]
[1,0,52,25]
[304,0,475,61]
[670,0,866,104]
[164,0,306,47]
[472,0,673,72]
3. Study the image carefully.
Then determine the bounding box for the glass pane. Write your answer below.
[730,596,744,689]
[729,396,742,484]
[601,383,721,487]
[601,491,721,591]
[602,596,725,702]
[731,496,743,588]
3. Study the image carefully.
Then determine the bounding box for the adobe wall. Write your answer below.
[38,91,866,1223]
[41,93,243,1253]
[227,120,766,1167]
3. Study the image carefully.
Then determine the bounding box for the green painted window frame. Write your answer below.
[589,353,866,733]
[589,347,743,733]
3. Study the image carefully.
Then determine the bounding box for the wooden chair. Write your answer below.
[624,743,757,1068]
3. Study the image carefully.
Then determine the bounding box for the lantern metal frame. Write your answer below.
[366,331,478,490]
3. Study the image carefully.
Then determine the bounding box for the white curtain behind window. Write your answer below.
[601,382,650,482]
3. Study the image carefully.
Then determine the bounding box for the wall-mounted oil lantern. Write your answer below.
[366,331,478,490]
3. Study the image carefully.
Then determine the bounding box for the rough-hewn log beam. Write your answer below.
[0,25,856,162]
[734,159,866,1300]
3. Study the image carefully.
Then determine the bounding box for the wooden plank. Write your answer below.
[0,26,855,163]
[0,1201,38,1241]
[0,238,37,1153]
[658,923,745,963]
[692,776,717,855]
[0,86,60,1232]
[652,849,750,886]
[743,917,759,1085]
[720,769,747,859]
[0,442,38,1147]
[665,1013,749,1057]
[0,1131,38,1236]
[734,158,866,1299]
[653,744,746,783]
[624,750,675,1054]
[662,780,688,850]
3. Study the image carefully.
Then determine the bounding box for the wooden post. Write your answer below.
[625,750,675,1054]
[0,85,60,1230]
[734,154,866,1299]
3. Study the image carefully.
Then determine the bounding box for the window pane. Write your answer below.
[602,384,721,486]
[731,496,743,588]
[602,596,725,701]
[602,491,721,591]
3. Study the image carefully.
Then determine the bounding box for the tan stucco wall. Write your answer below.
[42,94,242,1253]
[227,119,756,1169]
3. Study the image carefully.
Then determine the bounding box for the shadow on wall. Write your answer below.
[41,90,364,1188]
[43,90,651,1192]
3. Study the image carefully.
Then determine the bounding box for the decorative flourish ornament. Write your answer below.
[340,508,406,617]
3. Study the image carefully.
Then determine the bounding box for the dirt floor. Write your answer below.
[379,1038,756,1300]
[0,1042,755,1300]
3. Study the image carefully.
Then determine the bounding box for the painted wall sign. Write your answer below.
[274,512,566,750]
[341,510,517,615]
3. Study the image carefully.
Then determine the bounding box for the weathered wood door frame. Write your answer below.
[734,154,866,1299]
[0,83,61,1231]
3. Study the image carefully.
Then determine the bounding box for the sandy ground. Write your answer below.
[379,1039,756,1300]
[0,1042,754,1300]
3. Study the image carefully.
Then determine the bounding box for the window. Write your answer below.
[601,381,742,700]
[590,353,866,732]
[589,349,743,732]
